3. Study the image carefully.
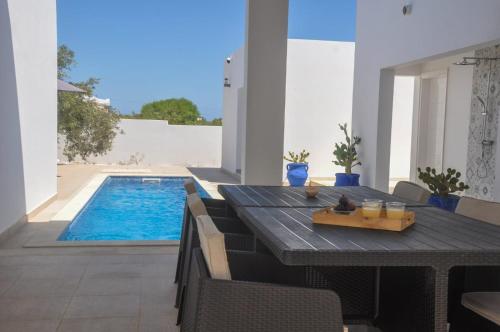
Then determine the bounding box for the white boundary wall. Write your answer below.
[58,119,222,167]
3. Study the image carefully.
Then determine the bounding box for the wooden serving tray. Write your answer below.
[312,207,415,232]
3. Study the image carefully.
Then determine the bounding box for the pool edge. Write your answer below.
[25,172,220,248]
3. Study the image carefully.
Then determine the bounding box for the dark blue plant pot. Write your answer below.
[427,194,460,212]
[286,163,309,187]
[335,173,360,187]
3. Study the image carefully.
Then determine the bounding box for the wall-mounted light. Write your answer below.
[224,78,231,88]
[402,3,412,15]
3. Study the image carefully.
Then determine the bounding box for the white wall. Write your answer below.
[0,0,57,233]
[59,119,222,167]
[222,39,357,180]
[283,39,354,178]
[221,47,245,174]
[389,76,415,180]
[353,0,500,191]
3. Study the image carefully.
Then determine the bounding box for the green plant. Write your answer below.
[417,167,469,197]
[332,123,361,174]
[284,150,310,163]
[58,45,121,162]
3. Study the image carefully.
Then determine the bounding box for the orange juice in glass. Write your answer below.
[362,199,383,218]
[386,202,406,219]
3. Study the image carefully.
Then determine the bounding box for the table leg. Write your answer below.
[434,268,449,332]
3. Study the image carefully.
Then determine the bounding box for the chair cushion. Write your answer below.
[196,215,231,280]
[187,193,208,218]
[393,181,431,204]
[462,292,500,326]
[455,197,500,226]
[184,179,197,195]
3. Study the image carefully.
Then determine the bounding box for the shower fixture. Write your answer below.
[454,55,499,179]
[453,56,500,66]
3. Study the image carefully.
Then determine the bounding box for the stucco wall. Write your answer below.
[59,119,222,167]
[283,39,354,178]
[222,39,415,181]
[0,0,57,233]
[353,0,500,191]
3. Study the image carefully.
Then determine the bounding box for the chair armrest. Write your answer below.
[197,278,344,332]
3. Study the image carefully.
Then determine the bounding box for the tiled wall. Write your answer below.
[466,45,500,200]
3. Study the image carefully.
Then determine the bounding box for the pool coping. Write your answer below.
[24,172,221,248]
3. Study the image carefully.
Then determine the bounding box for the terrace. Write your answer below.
[1,0,500,331]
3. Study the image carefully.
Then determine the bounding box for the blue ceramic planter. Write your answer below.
[286,163,309,187]
[335,173,360,187]
[428,194,460,212]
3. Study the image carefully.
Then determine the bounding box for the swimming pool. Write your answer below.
[58,176,209,241]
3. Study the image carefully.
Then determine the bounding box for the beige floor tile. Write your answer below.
[139,314,179,332]
[86,254,146,265]
[76,277,141,296]
[0,319,59,332]
[141,263,176,278]
[141,295,173,317]
[65,295,140,318]
[57,317,138,332]
[0,297,71,320]
[3,278,80,298]
[140,278,176,297]
[20,264,86,280]
[84,263,144,279]
[0,277,18,296]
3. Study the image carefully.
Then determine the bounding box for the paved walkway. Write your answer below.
[0,165,238,331]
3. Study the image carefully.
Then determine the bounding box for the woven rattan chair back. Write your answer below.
[393,181,431,204]
[455,196,500,226]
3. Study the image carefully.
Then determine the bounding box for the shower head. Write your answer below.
[454,57,480,66]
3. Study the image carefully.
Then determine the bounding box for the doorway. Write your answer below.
[411,70,448,179]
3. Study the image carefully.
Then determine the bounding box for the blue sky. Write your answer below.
[57,0,356,119]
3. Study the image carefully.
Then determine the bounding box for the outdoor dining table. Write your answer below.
[218,185,430,208]
[218,185,500,332]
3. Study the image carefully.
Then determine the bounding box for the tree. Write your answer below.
[125,99,222,126]
[58,45,121,162]
[136,98,201,124]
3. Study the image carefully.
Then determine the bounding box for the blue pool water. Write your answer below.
[58,176,209,241]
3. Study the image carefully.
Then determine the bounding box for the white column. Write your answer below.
[241,0,289,185]
[352,67,395,191]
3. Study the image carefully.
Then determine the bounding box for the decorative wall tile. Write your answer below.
[466,45,500,200]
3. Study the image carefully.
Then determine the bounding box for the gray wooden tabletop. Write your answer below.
[237,206,500,267]
[218,185,429,208]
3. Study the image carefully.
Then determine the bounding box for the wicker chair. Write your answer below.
[175,193,254,312]
[449,197,500,330]
[392,181,431,204]
[175,179,243,284]
[455,196,500,226]
[181,215,380,332]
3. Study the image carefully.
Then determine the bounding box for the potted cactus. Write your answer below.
[284,150,310,187]
[417,167,469,212]
[333,123,361,186]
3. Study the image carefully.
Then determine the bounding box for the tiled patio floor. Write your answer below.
[0,247,179,331]
[0,165,239,331]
